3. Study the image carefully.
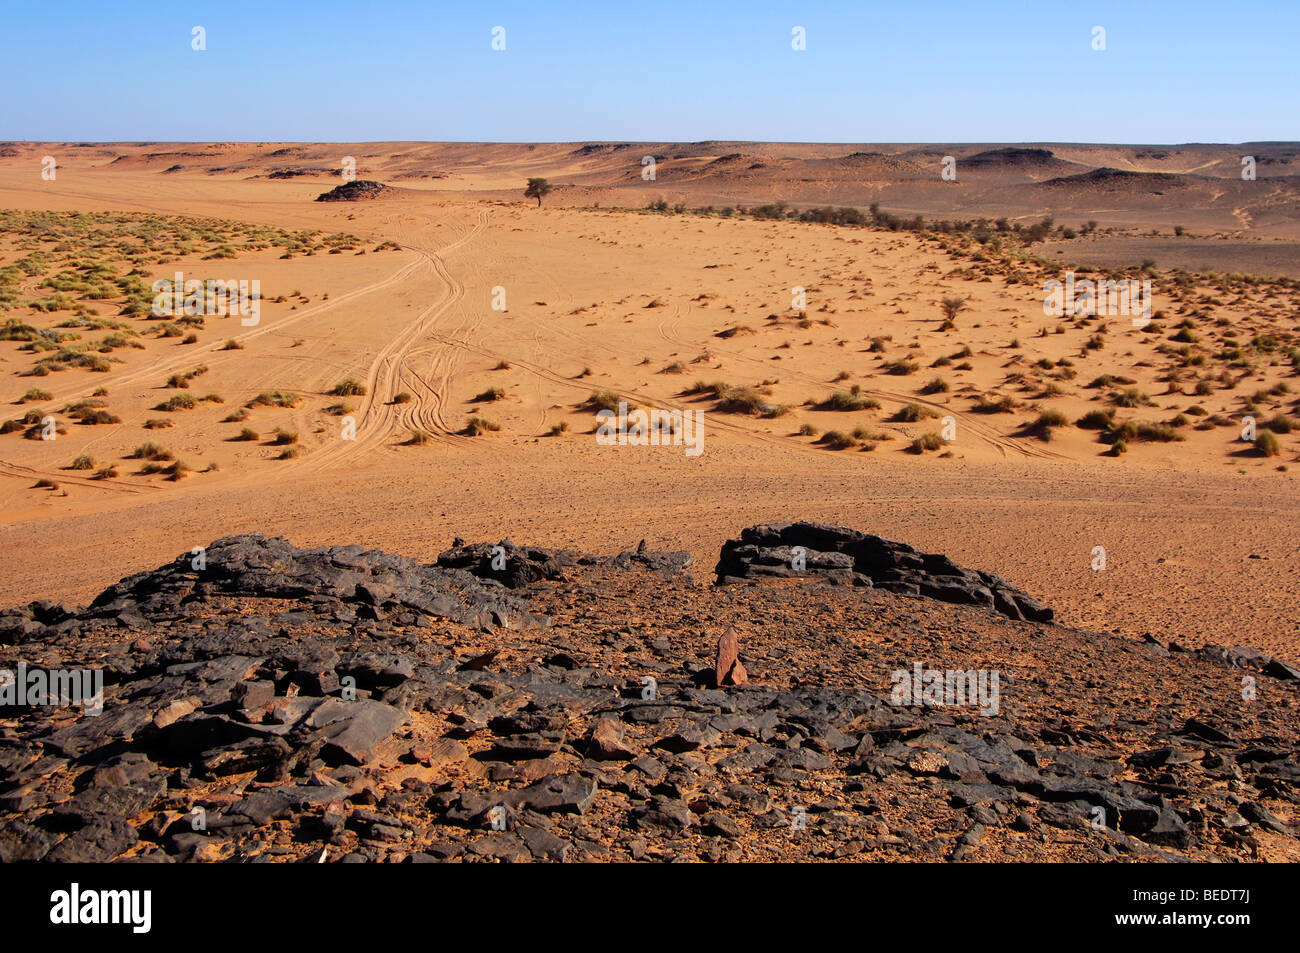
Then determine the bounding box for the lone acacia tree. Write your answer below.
[524,177,553,207]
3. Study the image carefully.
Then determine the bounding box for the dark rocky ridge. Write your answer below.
[0,528,1296,863]
[435,536,694,589]
[716,522,1053,623]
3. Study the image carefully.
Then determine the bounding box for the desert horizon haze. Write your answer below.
[0,3,1296,916]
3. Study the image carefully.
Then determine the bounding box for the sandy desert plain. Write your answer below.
[0,141,1296,657]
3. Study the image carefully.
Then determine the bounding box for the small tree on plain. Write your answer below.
[525,178,553,207]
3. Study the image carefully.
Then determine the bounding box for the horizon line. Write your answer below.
[5,139,1299,148]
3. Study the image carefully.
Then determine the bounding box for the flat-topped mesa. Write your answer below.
[715,521,1053,624]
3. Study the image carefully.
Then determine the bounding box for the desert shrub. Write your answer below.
[154,393,197,412]
[93,466,118,480]
[465,416,501,436]
[972,394,1018,414]
[907,432,944,453]
[405,429,433,445]
[1077,409,1115,430]
[798,423,817,436]
[1087,374,1135,389]
[19,388,51,403]
[0,320,41,342]
[713,384,787,417]
[331,378,367,397]
[885,358,919,376]
[1128,422,1185,443]
[816,430,857,450]
[822,389,880,412]
[548,421,569,436]
[143,418,174,429]
[250,390,300,408]
[68,454,94,470]
[1032,409,1070,440]
[588,390,624,412]
[475,386,506,402]
[324,404,352,416]
[63,398,105,412]
[273,427,298,445]
[235,427,258,441]
[223,408,250,422]
[130,442,173,461]
[35,351,115,373]
[1266,413,1295,434]
[1112,387,1152,408]
[939,296,967,322]
[392,392,413,404]
[897,403,939,422]
[166,365,209,389]
[1255,429,1281,456]
[75,408,120,425]
[921,377,949,394]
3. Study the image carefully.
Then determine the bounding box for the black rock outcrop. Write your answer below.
[716,521,1053,623]
[315,180,388,202]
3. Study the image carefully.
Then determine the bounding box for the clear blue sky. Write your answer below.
[3,0,1296,143]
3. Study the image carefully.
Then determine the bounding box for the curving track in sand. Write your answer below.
[296,209,490,471]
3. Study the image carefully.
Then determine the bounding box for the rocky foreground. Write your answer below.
[0,522,1297,863]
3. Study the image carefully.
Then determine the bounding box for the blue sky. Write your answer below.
[2,0,1296,143]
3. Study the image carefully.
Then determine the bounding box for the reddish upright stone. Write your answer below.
[715,627,748,687]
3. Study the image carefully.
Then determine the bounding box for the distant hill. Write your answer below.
[1040,167,1192,191]
[316,180,388,202]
